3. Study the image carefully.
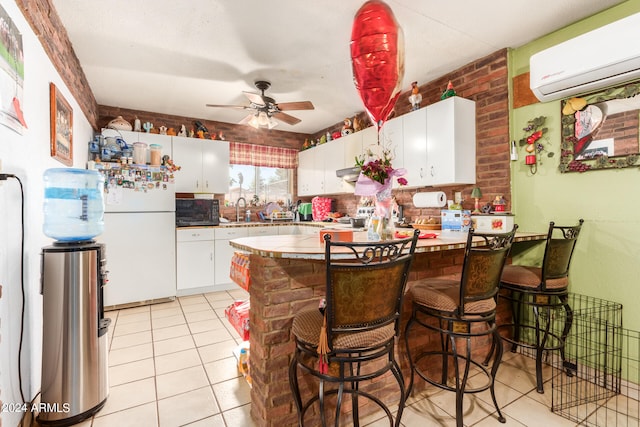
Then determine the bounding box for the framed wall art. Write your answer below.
[0,4,27,134]
[49,83,73,166]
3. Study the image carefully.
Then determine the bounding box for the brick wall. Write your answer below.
[308,49,511,220]
[97,106,309,151]
[101,50,511,224]
[98,106,311,221]
[248,248,511,426]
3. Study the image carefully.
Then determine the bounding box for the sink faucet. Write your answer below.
[236,197,247,222]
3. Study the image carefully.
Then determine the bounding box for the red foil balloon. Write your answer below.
[350,0,405,132]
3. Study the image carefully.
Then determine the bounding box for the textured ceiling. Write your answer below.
[52,0,624,133]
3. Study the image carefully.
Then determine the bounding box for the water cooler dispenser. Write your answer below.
[38,168,110,426]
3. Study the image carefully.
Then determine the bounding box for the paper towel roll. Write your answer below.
[413,191,447,208]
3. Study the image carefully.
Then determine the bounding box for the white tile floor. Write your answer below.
[68,290,581,427]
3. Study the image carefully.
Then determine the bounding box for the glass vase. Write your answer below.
[371,186,395,241]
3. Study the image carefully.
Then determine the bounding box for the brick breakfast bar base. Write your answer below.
[230,231,546,426]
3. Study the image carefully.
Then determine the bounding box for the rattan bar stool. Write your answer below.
[288,231,419,427]
[494,219,583,394]
[404,227,517,427]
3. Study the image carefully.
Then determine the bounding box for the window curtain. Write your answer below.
[230,142,299,169]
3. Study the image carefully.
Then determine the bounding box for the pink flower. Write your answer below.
[354,148,407,196]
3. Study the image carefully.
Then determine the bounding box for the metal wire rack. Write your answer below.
[546,293,640,426]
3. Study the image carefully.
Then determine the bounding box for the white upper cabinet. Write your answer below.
[295,97,476,196]
[297,148,323,196]
[101,130,177,170]
[400,97,476,187]
[378,116,404,169]
[342,131,364,169]
[298,137,353,196]
[321,140,346,195]
[401,108,429,187]
[425,97,476,186]
[172,136,230,193]
[378,116,404,188]
[137,132,172,165]
[107,129,138,145]
[202,140,230,193]
[172,136,201,191]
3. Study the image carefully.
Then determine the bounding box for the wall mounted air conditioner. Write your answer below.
[530,12,640,102]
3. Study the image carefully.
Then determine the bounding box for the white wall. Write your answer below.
[0,1,94,425]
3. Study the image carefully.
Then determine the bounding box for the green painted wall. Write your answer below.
[509,1,640,329]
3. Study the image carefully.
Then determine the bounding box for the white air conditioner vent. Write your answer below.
[530,12,640,102]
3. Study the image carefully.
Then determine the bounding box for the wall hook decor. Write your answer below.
[519,116,553,175]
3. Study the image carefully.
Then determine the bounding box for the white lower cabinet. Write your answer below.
[213,227,249,289]
[248,226,274,237]
[278,225,297,235]
[176,228,215,295]
[298,224,319,235]
[177,225,310,295]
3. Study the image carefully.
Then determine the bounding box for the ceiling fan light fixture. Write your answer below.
[244,111,278,129]
[248,114,260,129]
[207,81,313,129]
[257,111,270,126]
[267,117,278,129]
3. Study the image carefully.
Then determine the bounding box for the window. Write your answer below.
[226,142,297,207]
[225,164,292,207]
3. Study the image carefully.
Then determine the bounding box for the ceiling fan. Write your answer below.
[206,81,314,129]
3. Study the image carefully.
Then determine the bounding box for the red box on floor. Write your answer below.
[225,300,250,341]
[230,252,250,291]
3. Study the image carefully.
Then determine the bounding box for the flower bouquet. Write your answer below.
[354,147,407,240]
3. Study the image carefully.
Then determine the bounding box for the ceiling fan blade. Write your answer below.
[273,111,301,125]
[206,104,250,110]
[243,91,266,106]
[276,101,314,111]
[238,114,255,125]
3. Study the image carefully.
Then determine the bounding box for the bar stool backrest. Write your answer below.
[323,231,419,348]
[541,219,584,287]
[458,226,518,316]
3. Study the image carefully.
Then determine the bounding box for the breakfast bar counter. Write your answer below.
[229,230,546,426]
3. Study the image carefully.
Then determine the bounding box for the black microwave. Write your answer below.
[175,199,220,227]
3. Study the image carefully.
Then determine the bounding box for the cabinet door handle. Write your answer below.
[210,252,213,261]
[205,181,209,189]
[419,167,423,179]
[430,166,435,177]
[196,180,199,189]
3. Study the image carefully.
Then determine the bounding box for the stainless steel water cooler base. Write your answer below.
[38,241,110,426]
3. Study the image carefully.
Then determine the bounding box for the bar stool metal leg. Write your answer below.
[402,227,517,427]
[288,232,419,426]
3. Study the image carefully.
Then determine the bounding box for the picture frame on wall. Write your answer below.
[49,83,73,166]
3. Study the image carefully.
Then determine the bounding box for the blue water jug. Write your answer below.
[43,168,105,241]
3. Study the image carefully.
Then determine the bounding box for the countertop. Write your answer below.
[176,221,336,229]
[229,230,546,259]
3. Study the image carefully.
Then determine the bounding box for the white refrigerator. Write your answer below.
[97,171,176,307]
